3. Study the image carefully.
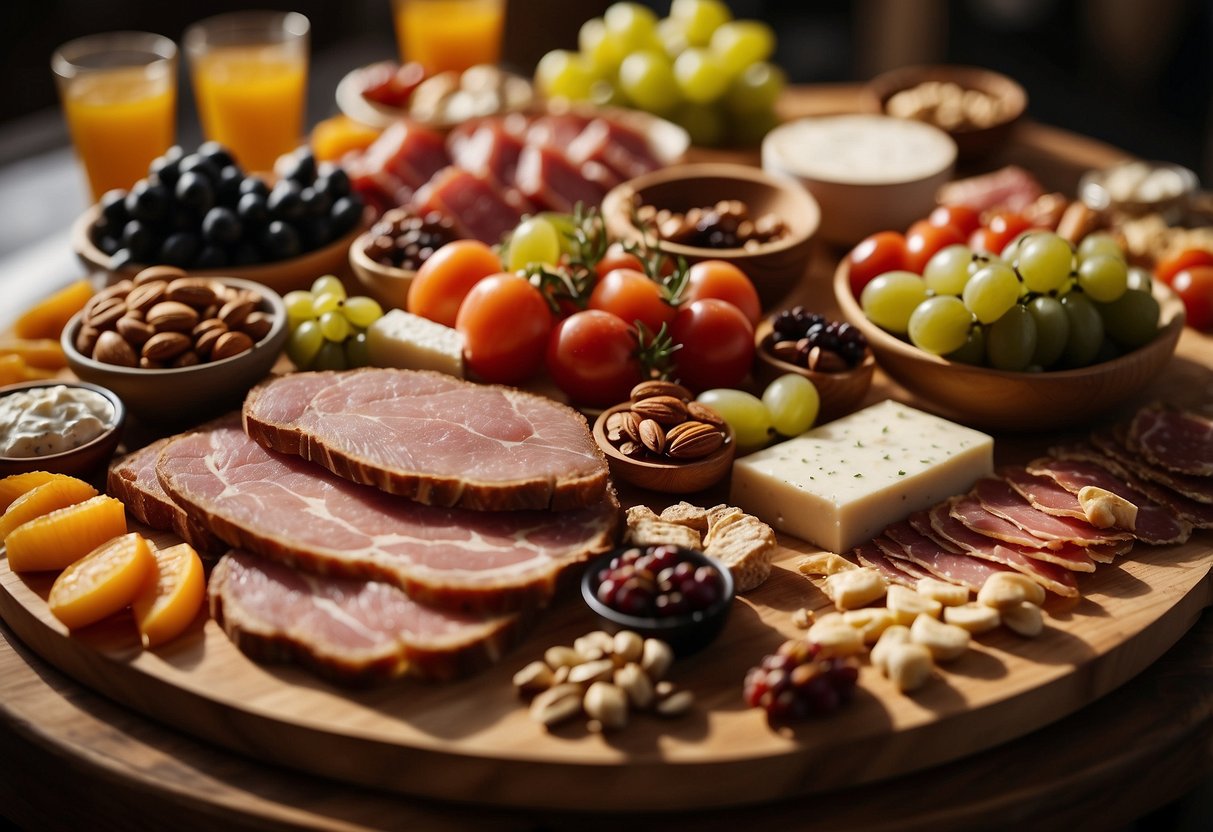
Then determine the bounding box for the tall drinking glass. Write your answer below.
[392,0,506,74]
[185,11,309,174]
[52,32,177,200]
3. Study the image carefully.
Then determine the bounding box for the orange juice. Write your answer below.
[192,45,307,173]
[394,0,505,74]
[62,67,174,199]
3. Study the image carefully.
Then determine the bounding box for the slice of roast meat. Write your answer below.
[158,423,620,614]
[1129,403,1213,477]
[972,477,1132,548]
[209,550,521,684]
[1093,425,1213,505]
[853,540,921,588]
[243,369,610,512]
[874,525,1009,592]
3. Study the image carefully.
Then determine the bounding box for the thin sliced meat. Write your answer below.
[515,144,607,214]
[1094,425,1213,506]
[1129,403,1213,476]
[874,526,1009,592]
[854,540,927,587]
[951,493,1054,549]
[1003,467,1085,519]
[209,550,521,684]
[411,167,527,244]
[243,369,609,512]
[973,477,1132,548]
[447,120,525,188]
[158,423,620,614]
[566,118,662,182]
[918,502,1096,572]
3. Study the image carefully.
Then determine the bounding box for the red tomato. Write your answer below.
[669,299,755,392]
[1171,266,1213,330]
[594,246,646,281]
[1155,248,1213,286]
[970,211,1031,255]
[682,260,762,324]
[589,268,675,332]
[546,310,641,406]
[408,240,503,327]
[905,220,965,274]
[928,204,981,238]
[847,231,908,296]
[455,273,552,384]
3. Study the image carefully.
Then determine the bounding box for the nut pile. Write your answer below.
[75,266,272,369]
[635,199,788,250]
[515,629,693,732]
[885,80,1012,132]
[768,307,868,372]
[605,381,728,462]
[362,208,459,272]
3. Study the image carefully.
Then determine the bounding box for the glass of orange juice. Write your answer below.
[184,11,309,174]
[52,32,177,201]
[391,0,507,74]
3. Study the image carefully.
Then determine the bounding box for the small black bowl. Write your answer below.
[581,545,735,657]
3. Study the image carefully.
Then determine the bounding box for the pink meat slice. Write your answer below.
[243,369,610,512]
[412,167,527,245]
[515,144,607,214]
[157,423,619,614]
[1087,431,1213,528]
[1129,403,1213,476]
[566,118,662,182]
[917,502,1097,572]
[526,113,594,149]
[874,524,1009,592]
[209,550,520,684]
[357,120,451,190]
[853,540,922,588]
[448,120,525,188]
[1094,426,1213,505]
[972,477,1132,548]
[1002,467,1085,518]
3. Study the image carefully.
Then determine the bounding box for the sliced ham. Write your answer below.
[157,423,619,614]
[1129,403,1213,477]
[853,540,921,588]
[515,144,607,214]
[972,477,1132,548]
[243,369,609,512]
[875,522,1010,591]
[209,550,521,684]
[411,166,526,244]
[1095,426,1213,505]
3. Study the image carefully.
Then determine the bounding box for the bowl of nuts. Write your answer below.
[348,208,462,309]
[601,163,819,308]
[592,381,735,494]
[61,268,288,425]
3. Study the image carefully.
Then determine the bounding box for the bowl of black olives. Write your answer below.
[73,142,366,294]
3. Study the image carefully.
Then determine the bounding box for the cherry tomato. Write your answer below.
[546,310,641,406]
[669,299,755,392]
[589,268,675,332]
[455,273,552,384]
[970,211,1031,255]
[408,240,503,327]
[905,220,966,274]
[682,260,762,324]
[1171,266,1213,330]
[847,231,908,296]
[928,204,982,238]
[1155,248,1213,286]
[594,246,646,281]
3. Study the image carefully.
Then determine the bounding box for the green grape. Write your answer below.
[670,100,724,146]
[1077,233,1125,263]
[1060,292,1105,367]
[696,388,771,450]
[669,0,733,47]
[285,320,323,369]
[657,17,690,58]
[761,374,819,437]
[1126,267,1153,293]
[999,231,1034,264]
[710,20,776,76]
[673,48,728,103]
[341,296,384,328]
[985,304,1037,371]
[318,310,351,342]
[923,244,973,296]
[723,62,784,116]
[311,291,343,317]
[618,51,680,113]
[310,275,346,300]
[283,290,315,323]
[1026,295,1069,368]
[963,263,1020,324]
[538,212,579,254]
[908,296,973,355]
[1076,254,1129,302]
[313,340,348,371]
[1016,232,1073,294]
[507,215,562,271]
[578,18,626,75]
[860,270,928,334]
[946,324,986,365]
[589,79,626,107]
[344,330,370,368]
[535,50,595,100]
[603,2,659,52]
[1096,288,1160,349]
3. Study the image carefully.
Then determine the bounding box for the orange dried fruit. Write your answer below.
[13,279,94,340]
[0,338,68,369]
[48,532,155,630]
[5,494,127,573]
[0,471,63,512]
[0,475,99,543]
[132,542,205,648]
[0,354,57,386]
[311,114,382,162]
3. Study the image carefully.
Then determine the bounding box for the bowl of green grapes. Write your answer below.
[834,229,1185,431]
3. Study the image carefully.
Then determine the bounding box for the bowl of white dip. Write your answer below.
[0,381,125,478]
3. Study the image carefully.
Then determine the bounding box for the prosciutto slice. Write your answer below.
[1093,426,1213,506]
[1129,403,1213,476]
[972,477,1132,548]
[1002,467,1085,519]
[158,423,619,614]
[243,369,609,512]
[875,523,1010,591]
[853,540,926,587]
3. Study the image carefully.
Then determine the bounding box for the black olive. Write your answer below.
[267,180,305,221]
[330,196,362,233]
[238,176,269,197]
[178,153,220,183]
[237,191,269,226]
[100,189,129,226]
[215,165,244,206]
[165,203,198,232]
[259,220,301,260]
[175,171,216,214]
[122,219,155,261]
[202,206,243,246]
[280,150,316,185]
[300,186,332,218]
[194,245,228,268]
[125,180,170,223]
[231,242,261,266]
[301,216,332,248]
[158,232,200,267]
[315,167,351,198]
[197,141,235,170]
[97,235,122,256]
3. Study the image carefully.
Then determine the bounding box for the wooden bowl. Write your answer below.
[833,261,1186,432]
[0,380,125,478]
[601,163,819,309]
[592,403,735,494]
[866,64,1027,160]
[72,204,363,295]
[348,229,416,310]
[752,323,876,423]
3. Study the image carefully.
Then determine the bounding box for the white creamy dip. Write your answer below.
[0,385,114,458]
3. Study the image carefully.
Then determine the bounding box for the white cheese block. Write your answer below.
[367,309,464,377]
[729,400,993,554]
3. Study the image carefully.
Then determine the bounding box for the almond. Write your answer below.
[211,330,254,361]
[629,395,687,426]
[218,297,257,330]
[75,325,100,356]
[133,265,187,285]
[124,280,166,314]
[116,314,154,346]
[84,296,127,330]
[195,325,227,359]
[88,280,132,309]
[165,277,216,308]
[240,311,273,341]
[630,380,692,403]
[92,330,137,367]
[686,401,726,429]
[147,301,199,333]
[666,421,725,459]
[141,331,192,362]
[171,350,201,368]
[638,419,666,454]
[607,409,642,444]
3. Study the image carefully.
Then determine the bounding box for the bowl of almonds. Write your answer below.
[592,380,735,494]
[61,267,287,425]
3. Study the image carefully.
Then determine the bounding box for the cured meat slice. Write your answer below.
[412,167,527,244]
[1086,432,1213,529]
[1002,467,1084,519]
[874,523,1009,591]
[209,550,520,684]
[951,493,1052,549]
[853,540,920,588]
[972,477,1132,548]
[515,144,607,214]
[566,118,662,182]
[158,423,619,614]
[244,369,609,512]
[526,113,593,149]
[935,165,1044,213]
[1129,403,1213,477]
[917,502,1097,572]
[1094,426,1213,505]
[448,120,525,188]
[356,121,451,191]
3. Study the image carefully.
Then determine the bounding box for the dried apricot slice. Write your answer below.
[0,476,99,543]
[0,338,69,370]
[0,471,63,512]
[48,532,155,630]
[132,542,205,648]
[5,494,127,572]
[13,279,93,340]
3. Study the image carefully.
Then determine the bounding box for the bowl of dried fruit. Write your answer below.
[601,163,819,309]
[581,544,735,657]
[592,381,735,494]
[61,268,288,425]
[348,208,463,309]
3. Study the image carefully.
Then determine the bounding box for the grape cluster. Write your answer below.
[743,638,860,721]
[284,276,384,371]
[363,209,459,272]
[94,144,363,271]
[594,545,726,619]
[698,373,820,450]
[772,307,868,368]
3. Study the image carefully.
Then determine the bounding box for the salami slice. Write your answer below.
[1129,403,1213,477]
[973,477,1132,548]
[1093,426,1213,506]
[875,524,1011,591]
[853,540,921,588]
[1002,467,1084,519]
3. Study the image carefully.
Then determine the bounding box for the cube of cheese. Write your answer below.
[367,310,464,377]
[729,401,993,553]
